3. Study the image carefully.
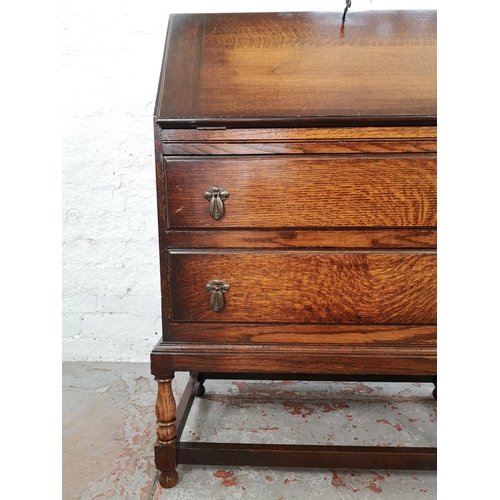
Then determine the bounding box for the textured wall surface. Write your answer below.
[62,2,168,361]
[62,0,437,361]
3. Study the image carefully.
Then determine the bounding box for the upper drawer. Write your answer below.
[165,155,436,228]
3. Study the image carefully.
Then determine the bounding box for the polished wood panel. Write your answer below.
[155,14,205,120]
[169,251,436,324]
[166,323,436,346]
[165,228,437,249]
[157,11,436,127]
[161,127,437,156]
[161,127,437,142]
[165,350,436,376]
[162,140,437,155]
[166,155,436,228]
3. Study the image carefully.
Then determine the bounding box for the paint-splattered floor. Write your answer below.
[62,362,437,499]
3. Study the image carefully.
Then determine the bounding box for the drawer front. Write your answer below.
[169,251,436,324]
[165,155,436,228]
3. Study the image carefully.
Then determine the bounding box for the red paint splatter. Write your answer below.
[231,381,250,391]
[283,401,315,418]
[314,402,350,412]
[284,478,299,484]
[213,470,237,487]
[268,380,296,387]
[331,473,346,488]
[265,475,273,482]
[365,473,386,493]
[367,482,382,493]
[259,426,279,431]
[354,382,375,393]
[409,418,418,422]
[376,418,403,431]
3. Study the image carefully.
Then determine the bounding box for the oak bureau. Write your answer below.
[151,10,437,488]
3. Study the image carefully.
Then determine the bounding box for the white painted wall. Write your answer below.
[62,0,437,361]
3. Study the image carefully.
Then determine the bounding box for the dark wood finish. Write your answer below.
[196,372,435,383]
[156,15,205,120]
[152,10,437,488]
[153,344,436,376]
[161,128,437,155]
[174,372,200,440]
[166,228,437,249]
[162,140,437,155]
[166,155,436,228]
[161,126,437,142]
[172,353,435,376]
[157,11,436,127]
[177,442,437,470]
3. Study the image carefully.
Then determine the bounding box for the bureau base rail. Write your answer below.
[177,442,437,470]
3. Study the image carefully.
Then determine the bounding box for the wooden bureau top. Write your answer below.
[155,10,436,128]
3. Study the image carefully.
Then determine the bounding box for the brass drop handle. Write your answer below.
[206,280,230,312]
[204,186,229,220]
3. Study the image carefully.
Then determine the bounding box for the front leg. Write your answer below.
[154,375,178,488]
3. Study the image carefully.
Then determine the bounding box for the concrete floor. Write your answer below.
[62,362,437,499]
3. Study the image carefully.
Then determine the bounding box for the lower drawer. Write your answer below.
[168,251,436,324]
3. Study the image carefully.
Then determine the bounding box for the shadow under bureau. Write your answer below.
[151,10,437,488]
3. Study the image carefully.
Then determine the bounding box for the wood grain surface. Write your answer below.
[161,127,437,142]
[157,11,436,127]
[166,323,436,346]
[169,251,436,324]
[165,155,436,228]
[165,228,436,249]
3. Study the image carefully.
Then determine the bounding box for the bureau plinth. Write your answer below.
[151,10,437,488]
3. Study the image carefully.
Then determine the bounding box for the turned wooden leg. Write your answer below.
[155,376,178,488]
